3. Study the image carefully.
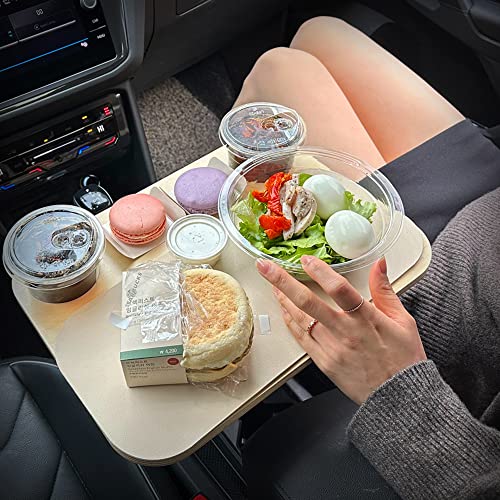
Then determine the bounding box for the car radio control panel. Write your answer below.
[0,93,129,195]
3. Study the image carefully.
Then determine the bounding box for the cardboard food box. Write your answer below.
[119,263,189,387]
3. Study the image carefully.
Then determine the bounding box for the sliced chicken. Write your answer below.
[280,177,298,240]
[292,187,317,235]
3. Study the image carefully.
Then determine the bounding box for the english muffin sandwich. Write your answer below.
[182,268,253,383]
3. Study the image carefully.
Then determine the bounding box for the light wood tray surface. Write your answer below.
[13,147,432,465]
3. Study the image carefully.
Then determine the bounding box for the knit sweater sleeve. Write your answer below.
[348,360,500,500]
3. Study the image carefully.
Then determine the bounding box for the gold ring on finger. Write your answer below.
[344,297,365,314]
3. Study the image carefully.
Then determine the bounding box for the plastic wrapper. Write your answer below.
[121,260,184,342]
[115,259,251,396]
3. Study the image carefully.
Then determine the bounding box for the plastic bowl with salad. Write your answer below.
[218,147,404,279]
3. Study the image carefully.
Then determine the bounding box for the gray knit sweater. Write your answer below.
[348,187,500,499]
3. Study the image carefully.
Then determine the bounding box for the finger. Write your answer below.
[300,256,365,313]
[280,305,324,360]
[256,259,338,328]
[274,287,333,344]
[369,258,407,322]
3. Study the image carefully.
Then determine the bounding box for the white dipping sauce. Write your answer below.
[167,215,228,265]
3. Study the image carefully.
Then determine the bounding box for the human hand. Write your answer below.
[256,255,427,405]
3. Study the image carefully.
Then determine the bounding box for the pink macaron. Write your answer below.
[109,194,166,246]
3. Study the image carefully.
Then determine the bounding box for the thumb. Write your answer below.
[369,258,406,322]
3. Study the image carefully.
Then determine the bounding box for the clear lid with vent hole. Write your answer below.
[3,205,105,289]
[219,102,306,160]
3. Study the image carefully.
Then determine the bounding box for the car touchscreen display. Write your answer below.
[0,0,116,104]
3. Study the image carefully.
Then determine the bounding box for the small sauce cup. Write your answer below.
[166,214,228,266]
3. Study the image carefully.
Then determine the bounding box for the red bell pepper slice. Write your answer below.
[252,191,268,204]
[251,172,292,216]
[264,228,282,240]
[259,214,291,240]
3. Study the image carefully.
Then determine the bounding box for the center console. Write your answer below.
[0,0,152,233]
[0,1,152,356]
[0,94,129,196]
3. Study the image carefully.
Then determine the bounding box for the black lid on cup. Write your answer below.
[219,102,306,159]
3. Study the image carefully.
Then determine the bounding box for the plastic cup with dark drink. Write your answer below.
[3,205,105,303]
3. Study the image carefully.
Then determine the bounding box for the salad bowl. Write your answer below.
[218,147,404,280]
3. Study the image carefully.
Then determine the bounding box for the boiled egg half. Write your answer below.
[325,210,376,259]
[303,174,346,219]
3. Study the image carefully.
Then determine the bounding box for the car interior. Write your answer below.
[1,0,500,498]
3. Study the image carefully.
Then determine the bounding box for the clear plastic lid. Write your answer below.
[3,205,105,289]
[219,102,306,159]
[167,215,227,261]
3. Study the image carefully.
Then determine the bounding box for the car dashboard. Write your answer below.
[0,0,287,230]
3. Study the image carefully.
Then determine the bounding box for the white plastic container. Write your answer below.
[166,215,228,266]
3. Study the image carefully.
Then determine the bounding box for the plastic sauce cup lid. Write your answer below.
[167,215,228,262]
[219,102,306,159]
[3,205,104,289]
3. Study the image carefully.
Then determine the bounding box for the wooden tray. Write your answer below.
[13,147,432,466]
[55,214,427,465]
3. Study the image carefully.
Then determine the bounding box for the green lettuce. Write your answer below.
[232,196,346,264]
[231,193,268,250]
[231,192,266,231]
[258,218,347,264]
[344,191,377,221]
[298,173,312,186]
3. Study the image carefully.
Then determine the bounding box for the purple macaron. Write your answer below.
[174,167,229,216]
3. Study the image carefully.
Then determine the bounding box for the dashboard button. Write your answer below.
[86,15,104,30]
[95,119,116,137]
[10,8,76,42]
[93,30,108,42]
[0,165,9,183]
[8,168,45,188]
[0,16,17,50]
[10,159,27,173]
[80,0,98,10]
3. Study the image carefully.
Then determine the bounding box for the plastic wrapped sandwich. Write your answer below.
[118,261,253,391]
[182,268,253,383]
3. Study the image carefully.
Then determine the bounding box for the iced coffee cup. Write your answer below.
[219,102,306,180]
[3,205,105,303]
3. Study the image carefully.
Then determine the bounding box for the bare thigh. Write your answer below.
[290,17,464,162]
[235,47,386,168]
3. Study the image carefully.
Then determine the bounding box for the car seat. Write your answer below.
[0,357,182,500]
